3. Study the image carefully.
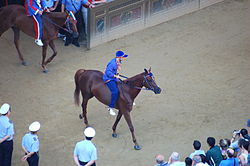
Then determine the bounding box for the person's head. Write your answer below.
[240,128,249,139]
[115,51,128,62]
[219,138,230,150]
[29,121,40,134]
[185,157,192,166]
[193,155,202,164]
[170,152,180,162]
[0,103,11,116]
[199,154,208,164]
[84,127,96,140]
[155,154,165,164]
[238,138,249,151]
[207,137,216,148]
[226,148,235,158]
[193,140,201,150]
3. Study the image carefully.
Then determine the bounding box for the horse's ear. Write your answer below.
[148,67,151,73]
[144,68,148,74]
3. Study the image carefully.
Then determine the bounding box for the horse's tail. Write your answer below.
[74,69,85,106]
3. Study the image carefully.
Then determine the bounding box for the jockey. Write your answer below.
[25,0,48,46]
[103,51,128,116]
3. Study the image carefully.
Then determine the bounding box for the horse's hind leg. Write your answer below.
[12,27,27,66]
[80,94,93,126]
[112,111,123,138]
[44,40,57,65]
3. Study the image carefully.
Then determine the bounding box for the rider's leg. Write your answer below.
[106,81,119,115]
[107,80,119,108]
[32,14,43,46]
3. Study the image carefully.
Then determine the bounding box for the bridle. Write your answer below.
[120,74,155,91]
[42,11,76,34]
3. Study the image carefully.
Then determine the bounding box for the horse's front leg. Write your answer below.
[44,40,57,65]
[12,27,27,66]
[41,43,49,73]
[123,111,141,150]
[112,111,123,138]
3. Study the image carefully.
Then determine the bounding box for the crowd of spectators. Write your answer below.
[154,119,250,166]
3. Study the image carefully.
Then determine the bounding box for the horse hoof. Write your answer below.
[112,133,118,138]
[21,61,29,66]
[79,114,83,119]
[43,69,49,73]
[134,145,141,150]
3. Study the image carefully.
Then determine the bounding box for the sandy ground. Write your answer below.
[0,0,250,165]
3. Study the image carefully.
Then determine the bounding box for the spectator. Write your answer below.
[219,139,230,159]
[168,152,185,166]
[206,137,223,166]
[192,155,208,166]
[44,0,59,11]
[189,140,206,159]
[155,154,168,166]
[0,103,14,166]
[219,148,239,166]
[21,121,41,166]
[230,128,250,153]
[61,0,94,47]
[185,157,192,166]
[81,0,106,38]
[199,154,209,165]
[74,127,97,166]
[238,139,249,166]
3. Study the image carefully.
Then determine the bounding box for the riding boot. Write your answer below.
[64,33,73,46]
[72,37,80,47]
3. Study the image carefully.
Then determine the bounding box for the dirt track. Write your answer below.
[0,0,250,165]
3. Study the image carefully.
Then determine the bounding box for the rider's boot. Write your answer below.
[108,107,116,116]
[35,39,43,46]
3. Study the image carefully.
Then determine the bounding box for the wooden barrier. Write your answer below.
[87,0,224,49]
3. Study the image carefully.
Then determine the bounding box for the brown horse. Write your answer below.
[74,68,161,150]
[0,5,78,73]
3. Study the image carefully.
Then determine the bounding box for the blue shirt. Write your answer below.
[103,58,119,82]
[22,132,39,152]
[61,0,88,13]
[44,0,57,8]
[74,140,97,162]
[25,0,47,16]
[219,158,239,166]
[0,116,14,141]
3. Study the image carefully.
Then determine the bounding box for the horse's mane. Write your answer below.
[44,12,68,19]
[124,72,145,86]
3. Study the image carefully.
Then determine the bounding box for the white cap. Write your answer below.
[29,121,41,132]
[84,127,96,137]
[0,103,10,114]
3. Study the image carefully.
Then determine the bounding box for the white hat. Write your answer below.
[84,127,96,137]
[29,121,41,132]
[0,103,10,114]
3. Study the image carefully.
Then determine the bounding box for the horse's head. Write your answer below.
[142,68,161,94]
[66,11,79,38]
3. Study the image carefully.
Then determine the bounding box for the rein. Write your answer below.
[119,74,152,91]
[42,14,73,34]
